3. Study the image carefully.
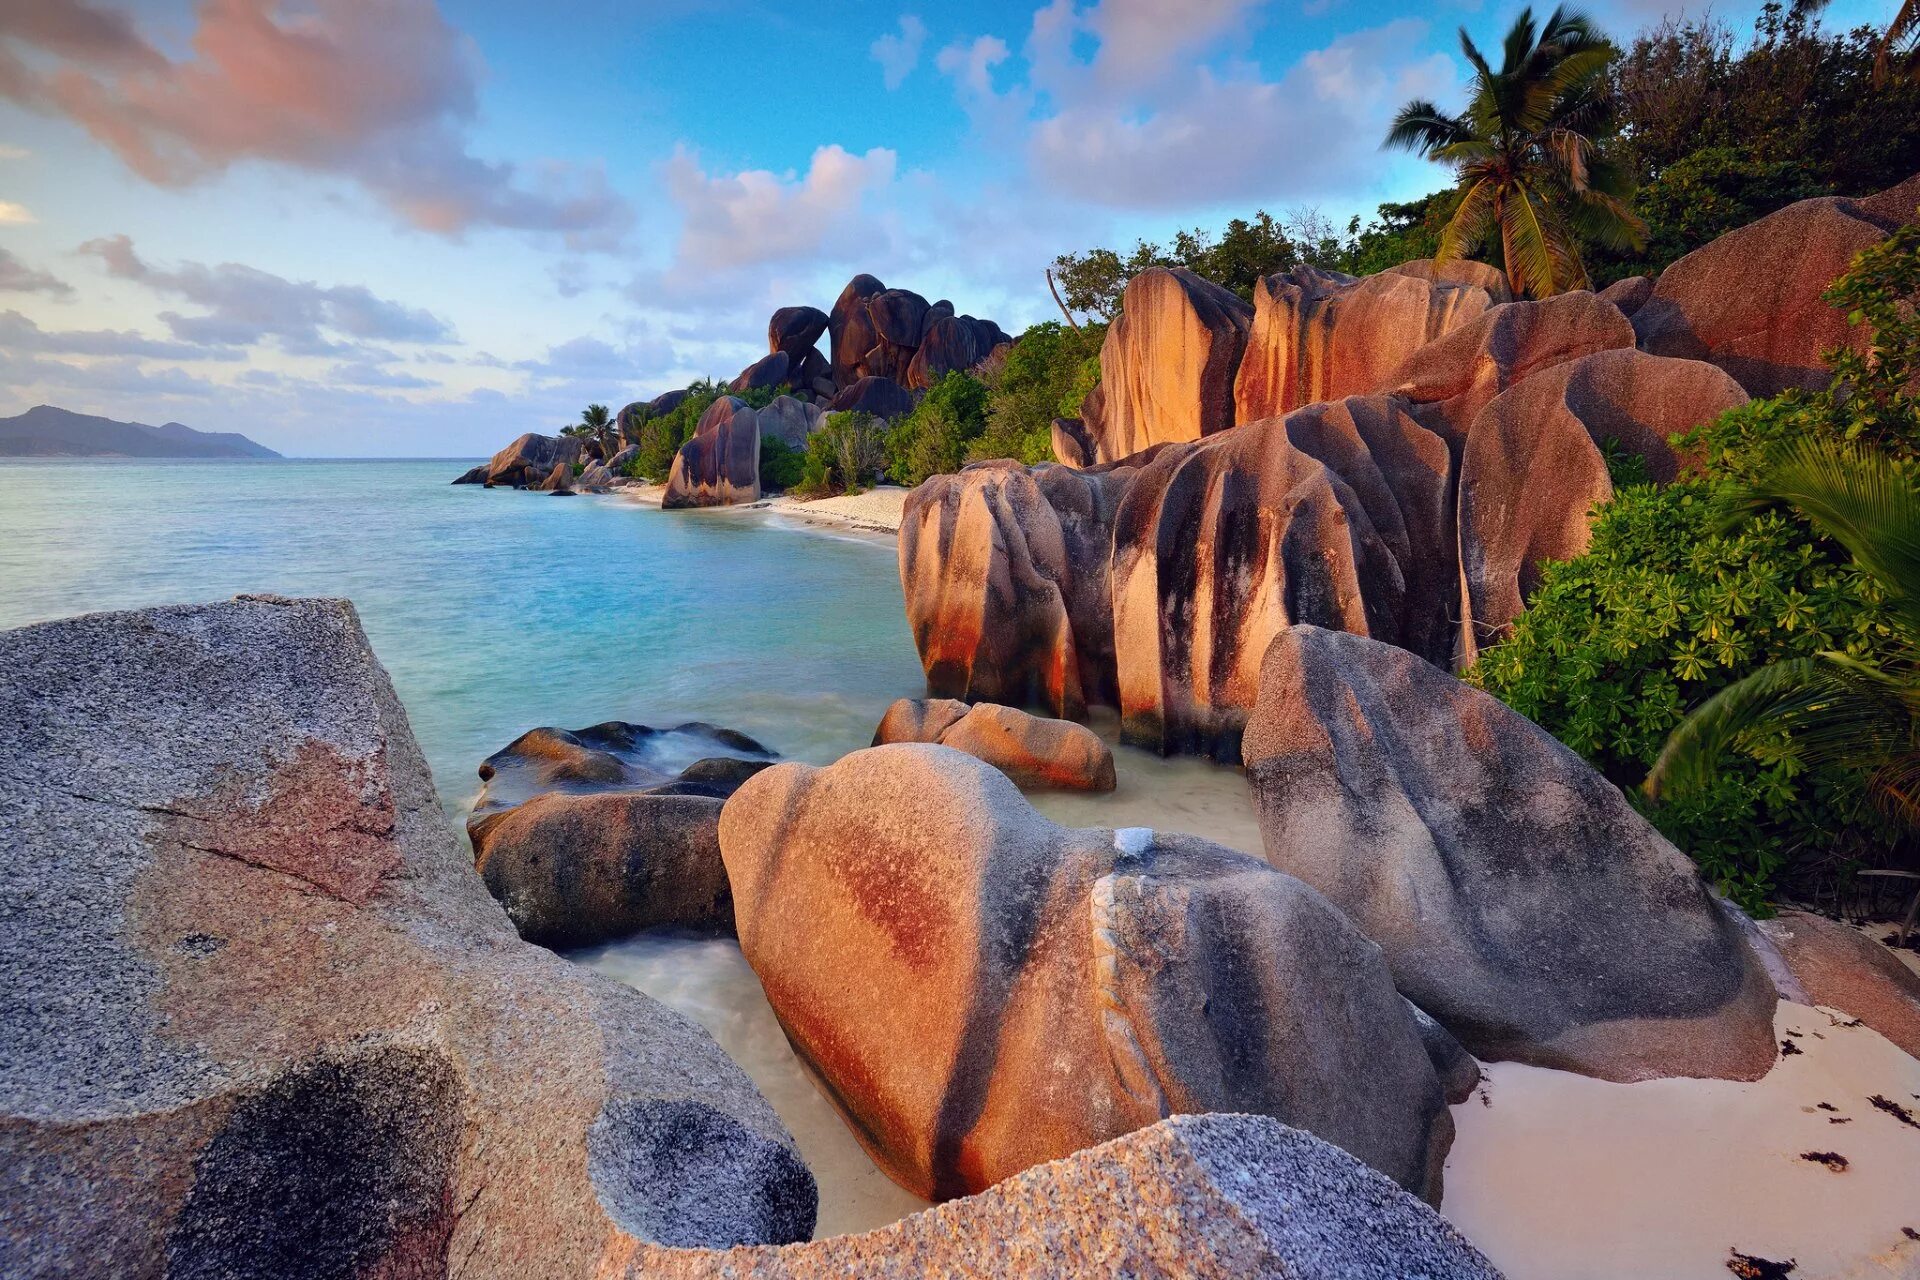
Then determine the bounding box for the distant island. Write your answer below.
[0,405,281,459]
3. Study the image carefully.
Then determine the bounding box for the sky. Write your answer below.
[0,0,1899,456]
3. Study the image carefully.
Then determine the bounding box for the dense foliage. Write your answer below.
[884,371,991,486]
[796,411,887,498]
[619,380,784,482]
[1471,227,1920,909]
[968,321,1104,466]
[1050,212,1306,319]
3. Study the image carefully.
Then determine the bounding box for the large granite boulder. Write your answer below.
[1757,910,1920,1062]
[1383,257,1514,301]
[871,697,1115,791]
[829,274,888,388]
[451,463,488,484]
[1109,415,1400,760]
[829,375,916,421]
[1051,415,1096,468]
[535,458,576,493]
[467,720,775,947]
[576,460,615,492]
[482,431,584,487]
[1233,266,1497,424]
[757,394,824,450]
[768,305,829,359]
[664,396,760,509]
[899,464,1084,717]
[720,745,1456,1203]
[731,350,792,394]
[1634,175,1920,396]
[905,315,987,391]
[0,597,817,1277]
[1243,625,1780,1082]
[869,288,931,348]
[1453,349,1748,663]
[618,1114,1503,1279]
[1085,267,1252,464]
[1380,290,1636,449]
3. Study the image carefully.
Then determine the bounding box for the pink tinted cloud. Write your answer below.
[1,0,631,245]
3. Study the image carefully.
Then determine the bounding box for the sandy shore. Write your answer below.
[610,482,908,536]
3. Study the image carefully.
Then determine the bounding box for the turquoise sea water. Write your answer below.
[0,458,924,812]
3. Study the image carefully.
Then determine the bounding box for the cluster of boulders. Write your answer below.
[917,175,1919,761]
[2,595,1518,1279]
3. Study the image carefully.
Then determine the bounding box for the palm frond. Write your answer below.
[1647,654,1907,801]
[1500,183,1558,298]
[1874,0,1920,85]
[1385,102,1469,154]
[1436,178,1499,267]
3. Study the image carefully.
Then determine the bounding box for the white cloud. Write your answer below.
[872,15,929,89]
[0,144,28,160]
[663,144,900,277]
[0,200,34,224]
[936,35,1012,98]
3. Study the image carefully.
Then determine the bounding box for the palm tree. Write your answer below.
[1385,6,1646,298]
[580,403,613,463]
[1877,0,1919,85]
[1647,438,1920,929]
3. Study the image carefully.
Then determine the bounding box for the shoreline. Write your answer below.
[611,482,907,539]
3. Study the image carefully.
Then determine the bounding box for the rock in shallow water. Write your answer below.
[719,743,1454,1204]
[871,697,1115,791]
[0,596,815,1277]
[1243,624,1779,1082]
[468,720,774,946]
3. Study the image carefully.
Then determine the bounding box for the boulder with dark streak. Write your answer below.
[768,305,829,359]
[664,396,760,508]
[0,597,817,1278]
[481,431,584,488]
[1085,267,1252,464]
[1244,625,1779,1083]
[467,720,774,947]
[720,744,1456,1204]
[1453,349,1748,664]
[828,274,888,389]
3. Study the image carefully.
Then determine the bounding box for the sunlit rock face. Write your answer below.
[1452,349,1748,664]
[719,744,1457,1205]
[1080,267,1253,464]
[1232,264,1498,425]
[664,395,761,509]
[0,596,816,1278]
[1244,625,1780,1084]
[1634,172,1920,396]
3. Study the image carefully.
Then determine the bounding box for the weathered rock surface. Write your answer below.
[1634,175,1920,396]
[871,698,1115,791]
[899,464,1085,718]
[664,396,760,509]
[535,459,576,493]
[757,395,825,450]
[721,745,1456,1202]
[1109,415,1402,760]
[1233,265,1496,424]
[732,350,793,394]
[1381,290,1636,449]
[0,596,816,1278]
[769,305,830,359]
[1758,911,1920,1062]
[614,1114,1504,1279]
[829,375,917,421]
[1597,274,1653,317]
[1383,257,1514,301]
[1051,415,1095,468]
[481,431,584,487]
[577,461,616,492]
[1243,625,1780,1082]
[1084,267,1252,464]
[451,463,488,484]
[467,720,775,947]
[1454,349,1749,663]
[869,289,931,348]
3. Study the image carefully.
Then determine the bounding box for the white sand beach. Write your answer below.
[612,481,909,536]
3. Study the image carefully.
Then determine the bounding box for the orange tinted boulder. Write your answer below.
[719,745,1455,1202]
[872,697,1116,790]
[664,396,760,508]
[1759,910,1920,1062]
[1381,290,1636,449]
[1384,257,1515,301]
[1233,267,1496,423]
[1454,350,1749,665]
[1634,178,1919,395]
[1087,267,1252,463]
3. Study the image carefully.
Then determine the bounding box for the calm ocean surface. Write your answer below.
[0,458,924,813]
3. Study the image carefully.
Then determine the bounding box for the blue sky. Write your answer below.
[0,0,1898,455]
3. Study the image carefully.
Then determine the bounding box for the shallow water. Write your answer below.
[0,457,1268,1238]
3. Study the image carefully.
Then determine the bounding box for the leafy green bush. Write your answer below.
[885,371,989,485]
[796,412,886,497]
[968,321,1105,466]
[1471,226,1920,909]
[759,434,805,492]
[621,379,790,481]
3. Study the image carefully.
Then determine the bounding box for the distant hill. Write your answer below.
[0,405,281,459]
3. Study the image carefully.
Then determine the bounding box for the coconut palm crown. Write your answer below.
[1384,5,1646,298]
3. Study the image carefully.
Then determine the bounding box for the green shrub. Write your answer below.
[796,412,886,497]
[885,371,989,485]
[968,321,1105,466]
[1470,226,1920,909]
[759,433,805,492]
[621,379,790,481]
